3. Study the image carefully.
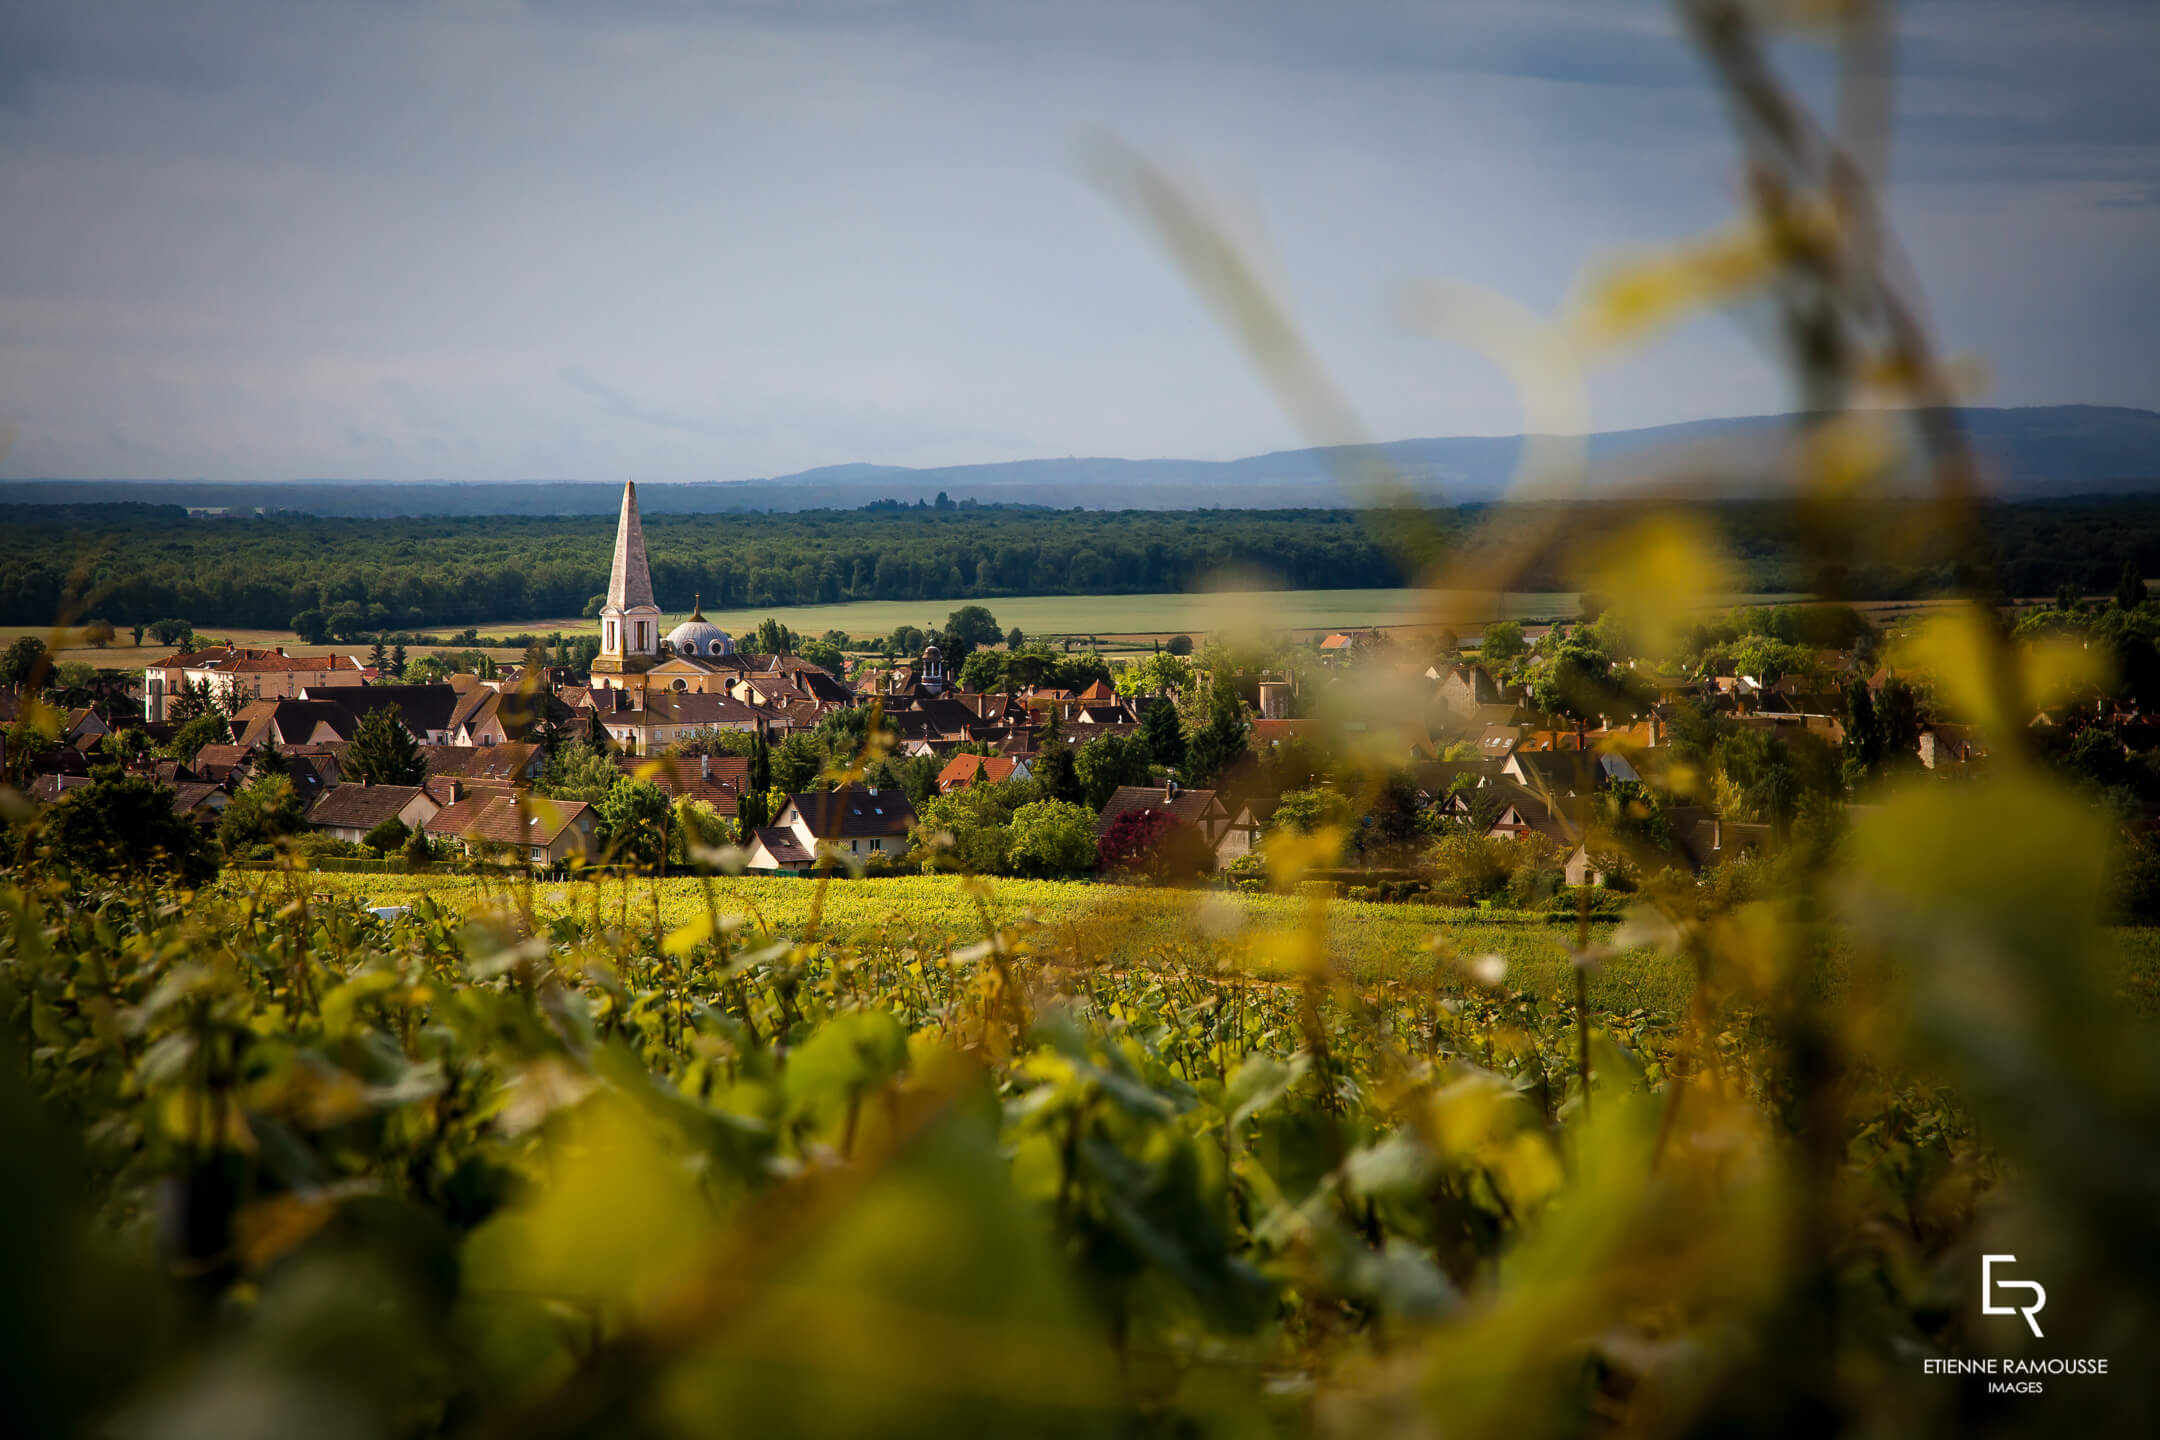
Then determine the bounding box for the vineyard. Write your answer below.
[6,823,2160,1437]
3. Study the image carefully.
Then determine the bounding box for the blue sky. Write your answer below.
[0,0,2155,482]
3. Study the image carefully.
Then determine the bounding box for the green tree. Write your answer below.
[772,732,827,794]
[749,729,774,796]
[363,816,411,854]
[959,649,1006,693]
[0,634,48,688]
[886,624,927,657]
[798,637,845,674]
[44,768,216,884]
[1180,679,1249,789]
[1004,626,1024,650]
[2118,558,2147,611]
[218,774,308,855]
[367,637,389,672]
[940,605,1002,664]
[403,654,452,685]
[81,619,116,649]
[131,622,146,648]
[347,704,426,786]
[911,784,1018,874]
[1006,799,1097,878]
[1075,732,1154,810]
[148,617,195,647]
[1033,713,1080,804]
[541,742,622,805]
[597,778,672,866]
[753,617,795,656]
[1273,786,1351,835]
[390,642,407,677]
[166,710,231,760]
[1842,681,1883,782]
[1141,696,1186,772]
[1478,619,1527,666]
[1165,633,1193,657]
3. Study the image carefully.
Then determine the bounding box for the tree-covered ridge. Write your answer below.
[8,498,2160,631]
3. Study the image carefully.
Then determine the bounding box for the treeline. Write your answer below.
[6,498,2160,631]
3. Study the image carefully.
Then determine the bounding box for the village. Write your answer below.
[4,480,2151,904]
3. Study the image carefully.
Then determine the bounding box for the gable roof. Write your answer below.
[937,753,1022,790]
[459,794,592,847]
[783,785,917,839]
[614,752,750,805]
[750,826,817,868]
[308,783,432,831]
[314,683,462,739]
[1095,784,1225,835]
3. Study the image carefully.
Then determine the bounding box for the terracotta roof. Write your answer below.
[226,652,362,675]
[937,753,1021,790]
[309,783,430,831]
[616,752,750,805]
[458,794,592,847]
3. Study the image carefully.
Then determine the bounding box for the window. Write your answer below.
[531,846,546,863]
[605,620,618,653]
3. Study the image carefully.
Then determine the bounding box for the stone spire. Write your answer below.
[606,481,656,611]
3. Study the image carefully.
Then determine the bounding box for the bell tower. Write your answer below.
[592,480,661,692]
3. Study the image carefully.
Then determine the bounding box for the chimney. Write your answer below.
[1164,778,1177,802]
[699,753,710,781]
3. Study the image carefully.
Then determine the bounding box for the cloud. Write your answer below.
[0,0,2153,482]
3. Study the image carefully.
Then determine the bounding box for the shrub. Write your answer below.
[363,816,411,854]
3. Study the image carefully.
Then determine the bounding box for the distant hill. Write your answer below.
[5,405,2157,517]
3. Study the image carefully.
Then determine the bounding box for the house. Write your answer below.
[744,826,819,875]
[1215,796,1279,864]
[1095,782,1230,846]
[1501,749,1611,797]
[307,783,441,845]
[143,645,365,722]
[613,752,750,808]
[747,784,919,871]
[593,690,762,755]
[307,684,463,745]
[168,781,230,826]
[234,699,356,750]
[62,707,112,749]
[447,794,598,867]
[935,753,1032,793]
[1433,664,1509,717]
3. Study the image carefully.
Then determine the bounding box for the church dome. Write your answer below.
[665,596,735,658]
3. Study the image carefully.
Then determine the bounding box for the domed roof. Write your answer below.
[922,644,943,662]
[665,596,735,658]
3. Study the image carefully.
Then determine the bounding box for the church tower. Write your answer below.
[591,480,661,690]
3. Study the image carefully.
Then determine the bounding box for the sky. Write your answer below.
[1,0,2156,484]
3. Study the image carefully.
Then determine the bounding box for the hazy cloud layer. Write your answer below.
[1,0,2155,482]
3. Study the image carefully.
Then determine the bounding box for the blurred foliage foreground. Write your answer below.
[3,783,2158,1439]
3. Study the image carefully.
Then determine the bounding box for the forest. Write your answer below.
[5,496,2160,632]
